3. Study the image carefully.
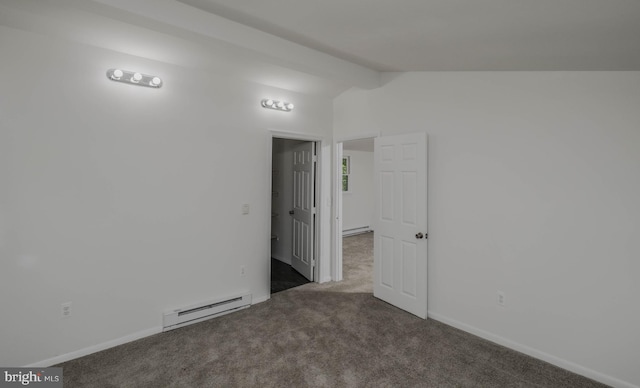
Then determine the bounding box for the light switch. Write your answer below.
[242,204,250,215]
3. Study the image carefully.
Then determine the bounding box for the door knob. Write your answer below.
[289,210,295,215]
[415,232,424,239]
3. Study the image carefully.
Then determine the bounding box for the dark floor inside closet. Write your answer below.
[270,258,309,294]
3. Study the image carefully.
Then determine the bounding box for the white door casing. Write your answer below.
[374,133,428,318]
[334,142,344,281]
[291,141,315,281]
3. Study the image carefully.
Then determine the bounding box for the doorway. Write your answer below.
[335,133,428,318]
[335,136,376,285]
[270,137,318,293]
[340,138,375,291]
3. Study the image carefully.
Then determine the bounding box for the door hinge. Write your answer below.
[312,155,318,162]
[311,259,316,267]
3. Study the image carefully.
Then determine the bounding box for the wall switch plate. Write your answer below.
[242,204,250,215]
[61,302,72,318]
[240,265,246,276]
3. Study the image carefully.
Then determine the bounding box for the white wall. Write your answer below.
[0,25,332,367]
[334,72,640,388]
[342,150,374,232]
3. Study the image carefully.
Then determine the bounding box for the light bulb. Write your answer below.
[112,69,123,79]
[277,101,285,109]
[150,77,162,86]
[287,103,294,110]
[132,72,143,83]
[265,99,274,107]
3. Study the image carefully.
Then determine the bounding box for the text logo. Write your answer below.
[0,368,62,388]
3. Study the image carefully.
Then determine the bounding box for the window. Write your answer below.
[342,156,350,192]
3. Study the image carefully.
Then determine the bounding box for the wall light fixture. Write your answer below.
[107,68,163,88]
[261,99,294,112]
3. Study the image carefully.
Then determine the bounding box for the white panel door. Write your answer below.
[374,133,427,318]
[291,142,315,281]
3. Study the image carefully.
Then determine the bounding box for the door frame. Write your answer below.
[332,132,379,282]
[268,130,330,285]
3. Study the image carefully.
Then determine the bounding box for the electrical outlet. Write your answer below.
[61,302,72,318]
[241,204,250,215]
[240,265,246,276]
[497,291,506,307]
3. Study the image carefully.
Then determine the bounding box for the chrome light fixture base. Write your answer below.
[261,99,294,112]
[107,68,163,88]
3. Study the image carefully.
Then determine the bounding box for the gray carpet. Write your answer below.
[297,231,373,294]
[57,233,607,387]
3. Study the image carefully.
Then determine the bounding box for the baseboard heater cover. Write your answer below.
[162,292,252,332]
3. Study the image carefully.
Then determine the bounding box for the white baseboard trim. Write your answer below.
[427,311,638,388]
[25,326,163,368]
[342,226,372,237]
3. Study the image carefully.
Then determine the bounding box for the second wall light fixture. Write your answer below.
[107,68,163,88]
[261,99,294,112]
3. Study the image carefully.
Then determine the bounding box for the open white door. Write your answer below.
[291,141,315,281]
[374,133,427,318]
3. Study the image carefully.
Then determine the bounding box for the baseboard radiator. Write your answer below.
[342,226,372,237]
[162,293,252,332]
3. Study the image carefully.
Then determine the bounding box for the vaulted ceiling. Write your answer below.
[2,0,639,97]
[178,0,640,71]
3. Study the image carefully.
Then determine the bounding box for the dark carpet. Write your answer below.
[56,234,608,387]
[57,291,606,388]
[271,258,310,294]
